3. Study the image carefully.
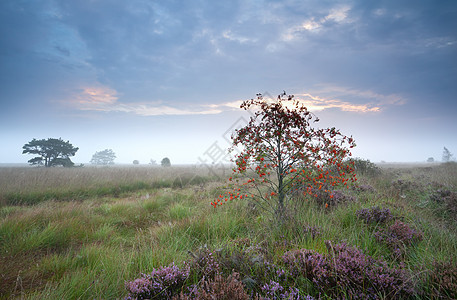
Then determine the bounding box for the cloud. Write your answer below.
[283,5,352,40]
[297,85,407,113]
[73,86,119,108]
[109,104,223,116]
[295,93,380,113]
[222,30,256,44]
[68,85,244,116]
[325,6,352,23]
[312,86,407,106]
[67,83,406,117]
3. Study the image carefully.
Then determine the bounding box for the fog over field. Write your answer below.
[1,0,456,165]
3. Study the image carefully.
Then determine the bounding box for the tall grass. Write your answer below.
[0,165,220,206]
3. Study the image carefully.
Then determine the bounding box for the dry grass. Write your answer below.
[0,165,230,206]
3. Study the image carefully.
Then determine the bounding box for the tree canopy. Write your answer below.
[161,157,171,167]
[22,138,79,167]
[90,149,116,165]
[442,147,454,162]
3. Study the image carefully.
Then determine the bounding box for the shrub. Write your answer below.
[391,179,416,194]
[356,206,393,224]
[354,184,375,192]
[374,220,423,259]
[429,188,453,204]
[260,280,302,299]
[215,245,273,291]
[282,242,414,299]
[190,248,221,279]
[428,260,457,299]
[124,262,190,300]
[175,272,249,300]
[348,158,381,177]
[430,188,457,220]
[313,188,355,209]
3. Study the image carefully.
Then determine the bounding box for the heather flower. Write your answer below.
[428,260,457,299]
[356,206,393,224]
[125,262,190,299]
[282,243,414,299]
[429,188,457,220]
[312,188,355,208]
[354,184,375,192]
[261,280,301,299]
[302,225,321,240]
[374,220,422,259]
[175,272,249,300]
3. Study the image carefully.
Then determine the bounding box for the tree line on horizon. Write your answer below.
[21,138,455,168]
[21,138,171,167]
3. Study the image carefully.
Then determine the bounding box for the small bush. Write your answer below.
[281,242,414,299]
[391,179,417,194]
[124,262,190,300]
[429,188,453,204]
[348,158,381,177]
[374,220,423,259]
[430,188,457,220]
[190,248,221,279]
[356,206,393,224]
[261,280,302,299]
[313,187,355,208]
[354,184,375,192]
[428,260,457,299]
[215,245,272,291]
[175,272,249,300]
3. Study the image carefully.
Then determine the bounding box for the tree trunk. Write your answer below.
[276,192,285,220]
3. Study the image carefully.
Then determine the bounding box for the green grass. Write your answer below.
[1,164,457,299]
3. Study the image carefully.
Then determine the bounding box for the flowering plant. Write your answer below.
[212,92,357,218]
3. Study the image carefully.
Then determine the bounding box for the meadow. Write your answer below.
[1,163,456,299]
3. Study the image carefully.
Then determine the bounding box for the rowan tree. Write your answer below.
[212,92,357,218]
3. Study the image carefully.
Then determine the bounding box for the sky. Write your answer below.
[1,0,456,165]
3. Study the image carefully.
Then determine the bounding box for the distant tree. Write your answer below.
[427,157,434,163]
[133,160,140,165]
[161,157,171,167]
[149,159,157,166]
[442,147,454,162]
[90,149,116,165]
[22,138,79,167]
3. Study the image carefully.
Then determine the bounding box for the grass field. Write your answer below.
[1,163,456,299]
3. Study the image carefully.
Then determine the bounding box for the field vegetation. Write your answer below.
[1,162,457,299]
